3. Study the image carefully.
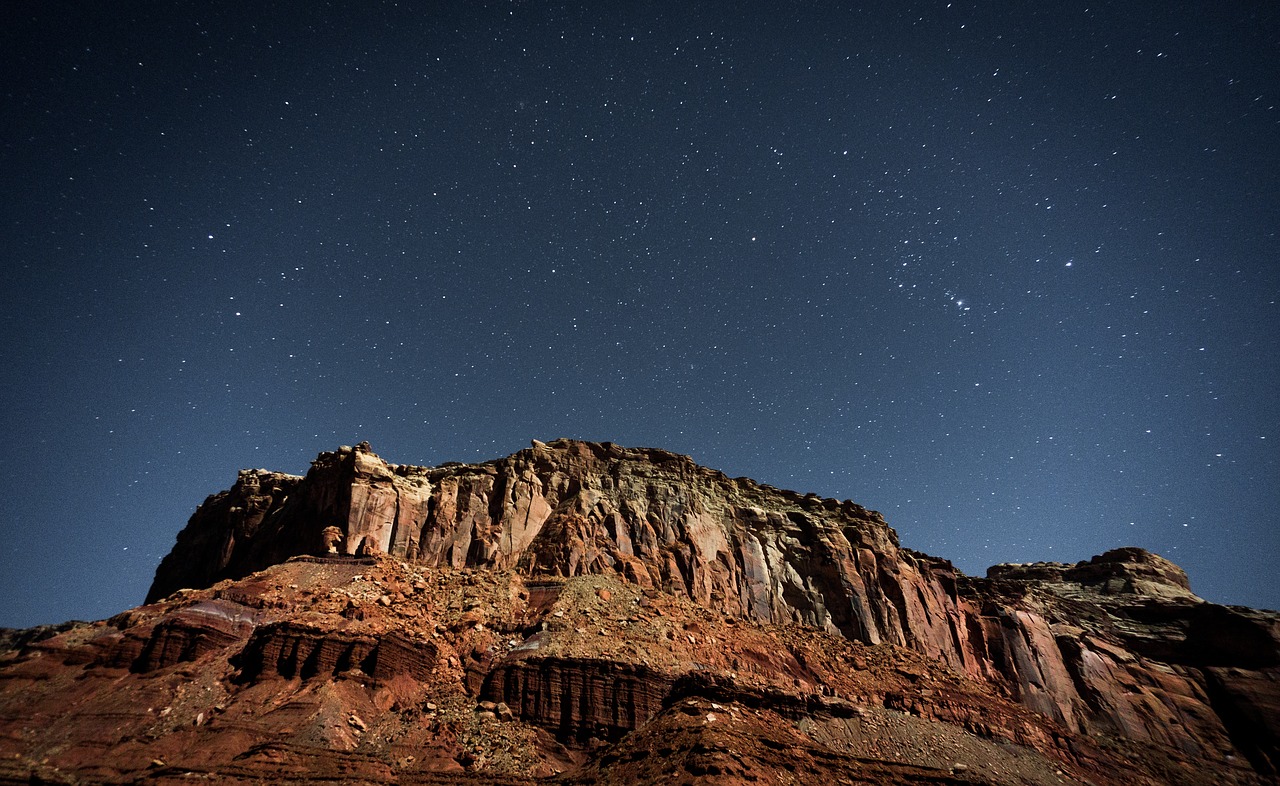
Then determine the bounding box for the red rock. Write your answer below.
[0,440,1273,785]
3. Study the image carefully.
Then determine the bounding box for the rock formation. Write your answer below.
[1,439,1276,784]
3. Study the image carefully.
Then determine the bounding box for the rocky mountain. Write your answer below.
[1,439,1276,784]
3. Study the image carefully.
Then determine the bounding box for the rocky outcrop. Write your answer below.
[2,439,1273,784]
[0,558,1145,785]
[975,548,1280,773]
[146,468,306,602]
[231,621,438,684]
[129,599,262,673]
[148,441,971,664]
[482,656,673,742]
[146,444,434,604]
[0,542,1274,786]
[137,440,1279,782]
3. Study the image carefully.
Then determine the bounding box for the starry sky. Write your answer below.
[3,2,1277,628]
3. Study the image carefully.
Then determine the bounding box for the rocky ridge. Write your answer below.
[1,439,1276,784]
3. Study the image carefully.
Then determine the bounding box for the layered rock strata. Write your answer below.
[143,439,1279,780]
[0,439,1273,784]
[0,559,1163,785]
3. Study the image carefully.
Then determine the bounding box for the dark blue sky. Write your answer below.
[3,2,1277,628]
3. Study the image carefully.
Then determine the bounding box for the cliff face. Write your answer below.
[145,440,1279,778]
[1,440,1276,785]
[150,440,942,650]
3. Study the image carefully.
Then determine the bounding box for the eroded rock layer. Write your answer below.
[0,439,1275,784]
[0,560,1175,785]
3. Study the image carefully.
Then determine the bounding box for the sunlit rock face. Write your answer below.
[109,439,1278,783]
[150,440,974,667]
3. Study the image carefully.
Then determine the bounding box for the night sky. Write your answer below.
[3,2,1277,628]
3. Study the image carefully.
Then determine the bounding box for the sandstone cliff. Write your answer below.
[144,440,1279,779]
[0,440,1275,784]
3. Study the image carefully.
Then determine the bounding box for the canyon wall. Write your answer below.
[145,439,1279,777]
